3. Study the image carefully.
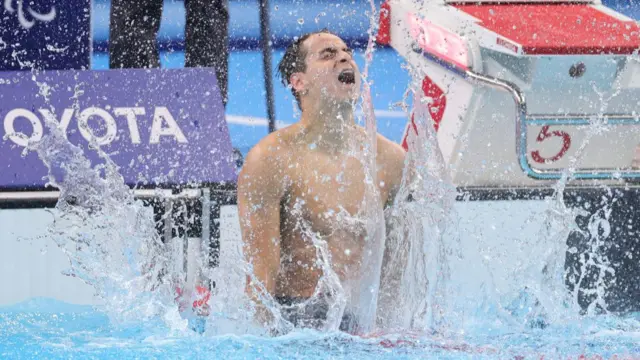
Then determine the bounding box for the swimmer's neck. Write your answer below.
[299,101,355,149]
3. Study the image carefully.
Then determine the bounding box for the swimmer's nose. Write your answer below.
[336,49,351,64]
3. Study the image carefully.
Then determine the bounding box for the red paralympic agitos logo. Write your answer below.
[530,125,572,164]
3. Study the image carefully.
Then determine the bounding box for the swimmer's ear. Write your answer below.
[290,72,306,96]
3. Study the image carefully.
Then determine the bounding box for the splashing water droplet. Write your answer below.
[314,12,326,24]
[297,18,304,25]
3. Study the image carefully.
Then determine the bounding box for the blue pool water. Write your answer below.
[1,298,639,359]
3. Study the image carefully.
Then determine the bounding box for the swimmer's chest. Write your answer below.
[284,152,372,230]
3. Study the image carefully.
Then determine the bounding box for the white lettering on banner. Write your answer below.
[1,107,189,147]
[77,107,118,146]
[149,106,188,144]
[3,108,43,147]
[4,0,57,30]
[114,107,144,144]
[39,108,74,137]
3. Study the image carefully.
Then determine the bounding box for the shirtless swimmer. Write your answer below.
[237,30,406,333]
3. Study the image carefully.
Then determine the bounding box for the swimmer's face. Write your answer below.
[292,33,361,105]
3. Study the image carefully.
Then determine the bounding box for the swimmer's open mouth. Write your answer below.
[338,69,355,84]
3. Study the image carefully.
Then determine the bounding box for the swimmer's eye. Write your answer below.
[319,47,353,60]
[320,48,337,60]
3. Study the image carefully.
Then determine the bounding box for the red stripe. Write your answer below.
[377,1,392,45]
[401,76,446,151]
[422,76,446,132]
[455,4,640,55]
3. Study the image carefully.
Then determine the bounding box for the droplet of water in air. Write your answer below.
[314,12,326,24]
[309,143,317,150]
[297,18,304,25]
[274,5,279,11]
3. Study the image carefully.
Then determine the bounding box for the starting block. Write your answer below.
[378,0,640,312]
[379,0,640,188]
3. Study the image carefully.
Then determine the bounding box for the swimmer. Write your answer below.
[237,30,406,333]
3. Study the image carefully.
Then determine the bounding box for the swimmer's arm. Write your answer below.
[237,146,285,323]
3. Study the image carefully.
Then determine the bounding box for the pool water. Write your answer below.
[1,298,639,359]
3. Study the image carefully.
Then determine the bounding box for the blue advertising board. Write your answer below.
[0,68,236,189]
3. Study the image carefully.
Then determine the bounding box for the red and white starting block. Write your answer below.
[378,0,640,189]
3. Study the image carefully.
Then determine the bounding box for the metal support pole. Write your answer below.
[259,0,277,133]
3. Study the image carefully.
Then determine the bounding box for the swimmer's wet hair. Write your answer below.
[277,29,335,109]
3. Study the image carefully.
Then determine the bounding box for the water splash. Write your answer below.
[377,85,461,335]
[568,193,616,314]
[26,75,182,330]
[285,200,347,332]
[529,83,623,324]
[372,52,634,340]
[344,0,387,335]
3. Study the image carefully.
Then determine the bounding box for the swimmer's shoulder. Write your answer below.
[240,125,300,180]
[375,133,405,159]
[250,124,300,156]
